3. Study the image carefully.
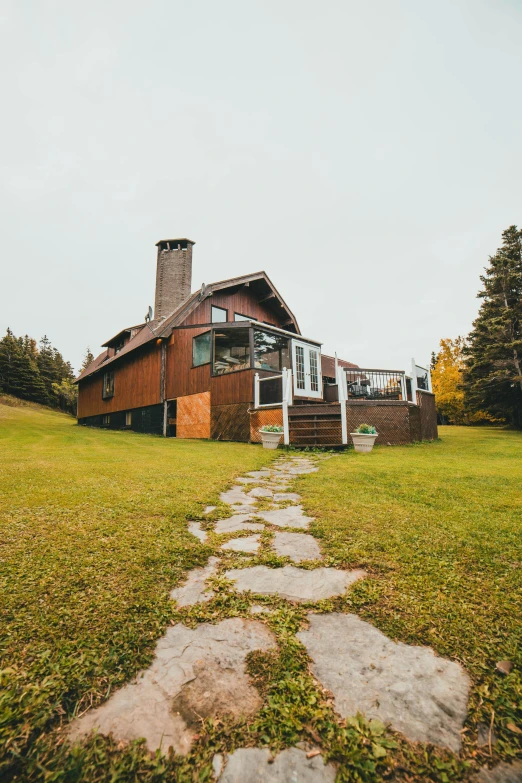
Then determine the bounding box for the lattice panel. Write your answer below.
[345,402,411,445]
[250,407,284,443]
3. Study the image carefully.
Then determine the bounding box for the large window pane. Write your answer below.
[213,328,251,374]
[193,332,211,366]
[254,330,290,372]
[211,305,228,323]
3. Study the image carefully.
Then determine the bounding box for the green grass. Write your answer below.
[1,402,521,782]
[0,399,276,781]
[299,427,522,771]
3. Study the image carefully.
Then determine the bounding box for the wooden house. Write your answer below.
[76,239,437,446]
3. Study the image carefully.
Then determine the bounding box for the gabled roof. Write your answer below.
[76,271,300,383]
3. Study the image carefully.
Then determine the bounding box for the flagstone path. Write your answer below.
[69,454,478,780]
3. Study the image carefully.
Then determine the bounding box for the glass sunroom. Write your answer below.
[195,320,323,400]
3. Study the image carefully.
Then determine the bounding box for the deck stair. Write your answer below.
[288,403,343,448]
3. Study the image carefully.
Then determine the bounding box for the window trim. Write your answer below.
[192,330,211,368]
[211,305,228,323]
[102,414,110,426]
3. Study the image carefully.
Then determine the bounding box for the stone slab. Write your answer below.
[69,619,275,755]
[473,762,522,783]
[221,535,261,553]
[273,492,301,502]
[248,487,273,499]
[272,531,322,562]
[204,505,216,514]
[257,505,314,530]
[216,747,336,782]
[298,613,470,753]
[170,557,218,606]
[225,565,365,602]
[246,470,273,479]
[215,515,264,534]
[220,487,256,506]
[236,477,258,484]
[187,521,207,543]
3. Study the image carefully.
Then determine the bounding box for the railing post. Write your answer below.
[254,372,260,409]
[427,367,433,393]
[411,358,418,404]
[282,368,290,445]
[400,373,407,402]
[337,365,348,445]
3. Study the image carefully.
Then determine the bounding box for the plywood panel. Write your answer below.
[177,392,211,439]
[77,344,161,418]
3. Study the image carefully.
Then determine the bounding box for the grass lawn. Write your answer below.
[0,399,276,781]
[1,401,521,782]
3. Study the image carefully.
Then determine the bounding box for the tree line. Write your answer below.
[0,332,94,415]
[432,225,522,428]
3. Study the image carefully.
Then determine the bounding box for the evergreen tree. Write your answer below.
[432,337,494,425]
[81,347,95,373]
[463,225,522,427]
[52,377,78,415]
[0,329,50,403]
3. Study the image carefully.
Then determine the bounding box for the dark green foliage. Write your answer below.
[80,347,94,373]
[463,225,522,427]
[0,329,75,411]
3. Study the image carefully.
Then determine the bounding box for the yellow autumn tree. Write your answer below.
[432,338,496,424]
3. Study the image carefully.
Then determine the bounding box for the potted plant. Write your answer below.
[259,424,284,449]
[350,423,378,453]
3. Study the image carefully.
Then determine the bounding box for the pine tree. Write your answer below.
[463,225,522,427]
[0,329,50,403]
[81,347,95,373]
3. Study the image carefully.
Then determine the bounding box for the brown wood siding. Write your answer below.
[77,345,161,418]
[177,391,211,438]
[211,370,255,406]
[417,390,438,441]
[183,288,283,327]
[211,403,251,442]
[165,326,212,400]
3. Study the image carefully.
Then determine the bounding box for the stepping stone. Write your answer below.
[170,557,218,606]
[225,565,365,602]
[257,505,314,530]
[472,761,522,782]
[246,470,272,479]
[249,487,273,499]
[215,747,336,782]
[221,535,260,554]
[187,521,207,543]
[297,613,470,753]
[272,532,322,562]
[204,505,216,514]
[273,492,301,502]
[250,604,271,614]
[236,477,258,484]
[68,618,275,755]
[220,487,256,506]
[215,515,264,534]
[231,505,258,514]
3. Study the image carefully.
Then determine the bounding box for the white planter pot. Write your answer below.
[350,432,378,453]
[260,430,283,449]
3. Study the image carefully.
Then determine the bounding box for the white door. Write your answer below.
[292,341,322,399]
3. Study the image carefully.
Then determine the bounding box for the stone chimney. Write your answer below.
[154,238,195,319]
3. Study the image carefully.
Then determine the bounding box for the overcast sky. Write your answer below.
[2,0,521,373]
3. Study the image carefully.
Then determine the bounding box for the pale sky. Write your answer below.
[2,0,521,373]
